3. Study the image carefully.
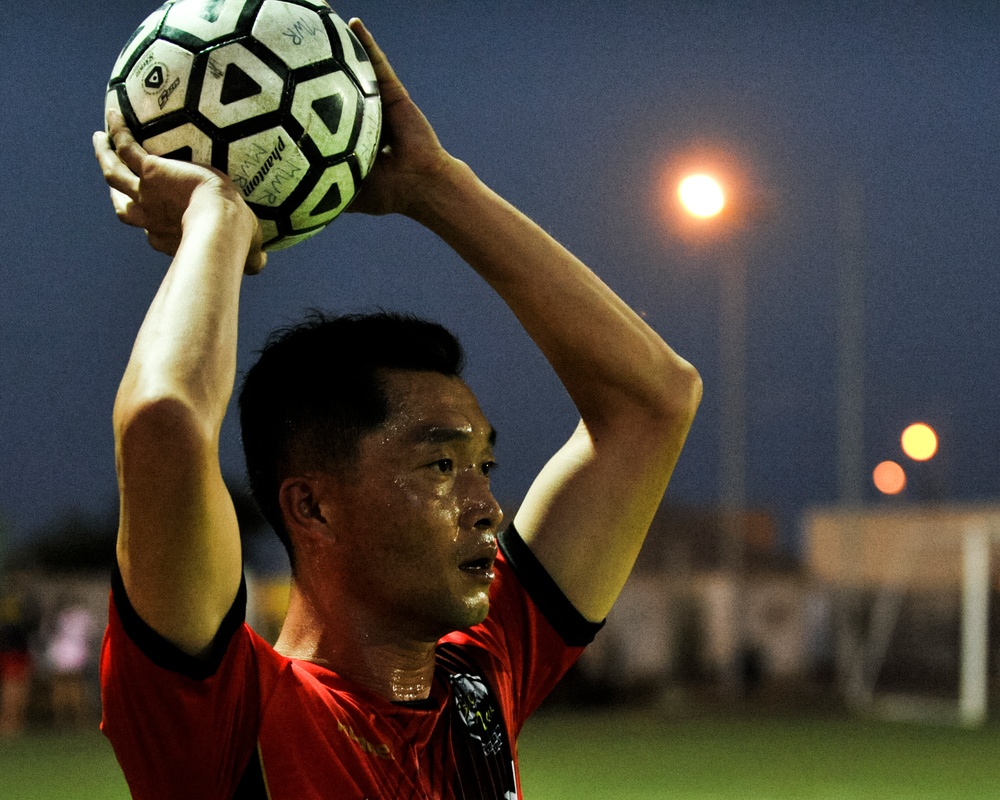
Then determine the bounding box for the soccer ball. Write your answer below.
[105,0,382,251]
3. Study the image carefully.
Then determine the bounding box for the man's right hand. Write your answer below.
[93,111,266,275]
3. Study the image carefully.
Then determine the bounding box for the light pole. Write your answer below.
[678,173,748,691]
[832,174,868,705]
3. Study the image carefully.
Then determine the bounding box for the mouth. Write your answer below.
[458,554,497,581]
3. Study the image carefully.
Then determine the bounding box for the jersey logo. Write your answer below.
[449,672,504,757]
[439,647,520,798]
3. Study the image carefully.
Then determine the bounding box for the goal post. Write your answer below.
[960,523,992,726]
[805,506,1000,726]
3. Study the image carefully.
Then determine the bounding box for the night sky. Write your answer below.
[1,1,997,558]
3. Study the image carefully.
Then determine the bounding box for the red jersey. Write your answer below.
[100,526,601,799]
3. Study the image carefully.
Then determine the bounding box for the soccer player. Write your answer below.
[93,19,701,799]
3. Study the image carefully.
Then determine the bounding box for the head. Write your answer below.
[238,310,467,569]
[304,367,503,639]
[239,311,503,638]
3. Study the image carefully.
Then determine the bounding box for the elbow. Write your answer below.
[583,349,702,440]
[114,392,216,474]
[645,352,702,432]
[672,358,703,422]
[617,359,700,463]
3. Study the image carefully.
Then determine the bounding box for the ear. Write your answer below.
[278,476,333,539]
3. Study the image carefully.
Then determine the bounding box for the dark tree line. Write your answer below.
[8,479,269,573]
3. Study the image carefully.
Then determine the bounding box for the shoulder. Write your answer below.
[105,565,264,680]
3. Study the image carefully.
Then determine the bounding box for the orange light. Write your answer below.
[678,174,725,218]
[901,422,938,461]
[873,460,907,495]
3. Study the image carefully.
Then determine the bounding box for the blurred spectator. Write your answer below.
[44,598,96,730]
[0,578,40,737]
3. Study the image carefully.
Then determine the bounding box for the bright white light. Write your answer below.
[678,174,725,218]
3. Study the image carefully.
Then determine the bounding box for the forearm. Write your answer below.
[410,160,700,430]
[115,197,252,435]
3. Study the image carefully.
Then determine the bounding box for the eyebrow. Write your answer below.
[409,425,498,448]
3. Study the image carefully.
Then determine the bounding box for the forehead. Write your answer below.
[379,370,495,446]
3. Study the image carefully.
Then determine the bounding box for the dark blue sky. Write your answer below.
[1,1,997,556]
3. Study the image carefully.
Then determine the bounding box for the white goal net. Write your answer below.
[805,506,1000,726]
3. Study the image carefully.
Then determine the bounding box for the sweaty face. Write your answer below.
[330,370,503,643]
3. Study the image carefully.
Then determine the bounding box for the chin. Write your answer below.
[408,595,490,642]
[465,599,490,627]
[442,595,491,636]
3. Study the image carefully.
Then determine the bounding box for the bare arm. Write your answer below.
[418,173,701,622]
[95,115,264,655]
[351,22,702,622]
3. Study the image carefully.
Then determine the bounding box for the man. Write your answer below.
[94,18,701,800]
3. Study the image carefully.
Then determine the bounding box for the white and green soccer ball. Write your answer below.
[106,0,382,250]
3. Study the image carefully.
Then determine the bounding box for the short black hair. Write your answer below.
[238,310,465,567]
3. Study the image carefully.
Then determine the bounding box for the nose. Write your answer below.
[459,472,503,531]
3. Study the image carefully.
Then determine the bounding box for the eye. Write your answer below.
[482,460,497,477]
[432,459,454,473]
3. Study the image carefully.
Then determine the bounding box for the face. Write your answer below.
[325,370,503,643]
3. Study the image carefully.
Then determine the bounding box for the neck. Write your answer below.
[275,581,438,702]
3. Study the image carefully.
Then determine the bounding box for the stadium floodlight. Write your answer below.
[678,174,725,218]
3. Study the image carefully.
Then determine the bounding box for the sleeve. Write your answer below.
[497,524,605,648]
[443,524,604,737]
[100,566,264,800]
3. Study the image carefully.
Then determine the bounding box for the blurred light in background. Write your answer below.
[873,460,907,495]
[901,422,938,462]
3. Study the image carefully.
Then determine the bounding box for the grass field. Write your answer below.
[519,709,1000,799]
[2,708,999,798]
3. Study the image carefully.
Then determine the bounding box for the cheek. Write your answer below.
[380,479,462,554]
[394,476,461,518]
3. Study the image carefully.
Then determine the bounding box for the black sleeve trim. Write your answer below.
[498,525,605,647]
[110,564,247,681]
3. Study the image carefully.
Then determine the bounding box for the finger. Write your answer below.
[94,130,141,200]
[106,109,150,178]
[108,186,147,229]
[348,19,408,106]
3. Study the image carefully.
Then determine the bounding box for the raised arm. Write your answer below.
[351,22,702,623]
[421,180,701,623]
[94,115,264,655]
